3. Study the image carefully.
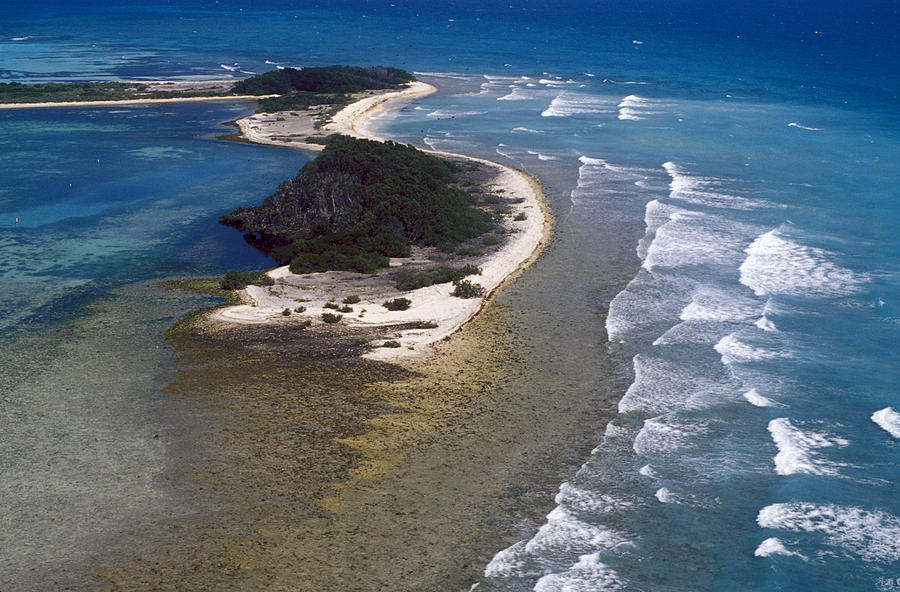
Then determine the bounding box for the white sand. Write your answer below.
[220,81,552,359]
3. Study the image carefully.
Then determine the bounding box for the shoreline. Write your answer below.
[222,80,553,360]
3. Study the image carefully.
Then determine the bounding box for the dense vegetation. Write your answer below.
[0,81,226,103]
[394,264,481,291]
[220,269,275,290]
[231,65,415,95]
[255,91,348,113]
[220,135,491,274]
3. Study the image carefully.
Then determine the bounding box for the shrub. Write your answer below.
[514,212,528,221]
[324,301,340,310]
[294,306,306,313]
[481,235,500,246]
[383,298,411,311]
[381,340,402,348]
[339,305,353,313]
[409,321,438,329]
[342,295,361,304]
[220,269,274,290]
[394,265,482,291]
[322,312,342,323]
[282,308,292,316]
[455,247,483,256]
[452,279,485,299]
[300,319,313,327]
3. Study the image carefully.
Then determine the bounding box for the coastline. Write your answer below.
[221,80,553,360]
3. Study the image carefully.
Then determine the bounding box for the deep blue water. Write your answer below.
[1,2,898,590]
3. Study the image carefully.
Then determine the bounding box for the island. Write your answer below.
[7,66,555,590]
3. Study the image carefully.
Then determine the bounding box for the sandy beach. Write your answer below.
[220,81,552,360]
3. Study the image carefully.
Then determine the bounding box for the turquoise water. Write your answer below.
[2,2,898,590]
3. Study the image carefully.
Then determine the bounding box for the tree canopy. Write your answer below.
[220,136,491,274]
[231,65,415,96]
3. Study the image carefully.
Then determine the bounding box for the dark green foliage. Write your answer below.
[0,81,227,103]
[232,65,415,96]
[409,321,439,329]
[323,301,340,310]
[282,308,292,316]
[394,265,481,291]
[451,279,486,299]
[342,295,361,304]
[220,269,275,290]
[294,306,307,313]
[514,212,528,221]
[383,298,412,311]
[381,340,402,348]
[256,91,348,112]
[481,234,501,246]
[221,136,491,275]
[322,312,343,323]
[338,305,353,313]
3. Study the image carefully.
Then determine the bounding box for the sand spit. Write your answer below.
[221,81,551,360]
[0,79,271,109]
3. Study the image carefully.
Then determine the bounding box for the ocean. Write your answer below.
[1,1,898,590]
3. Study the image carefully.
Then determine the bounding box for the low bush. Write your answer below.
[282,308,292,316]
[394,265,481,291]
[383,298,411,311]
[220,269,274,290]
[324,301,340,310]
[514,212,528,221]
[452,279,485,299]
[381,340,401,348]
[294,306,307,313]
[322,312,342,323]
[481,235,500,246]
[342,295,361,304]
[409,321,438,329]
[339,305,353,313]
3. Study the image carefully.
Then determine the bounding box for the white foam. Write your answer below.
[744,388,783,408]
[662,161,762,211]
[619,355,727,414]
[754,537,807,560]
[498,86,543,101]
[639,464,657,478]
[482,540,527,578]
[755,315,778,332]
[541,91,615,117]
[555,482,634,514]
[739,229,867,298]
[871,407,900,438]
[788,122,823,131]
[219,63,239,71]
[644,208,754,270]
[655,487,673,503]
[617,95,668,121]
[524,506,628,557]
[715,333,786,365]
[534,553,624,592]
[767,418,850,476]
[633,417,703,456]
[511,126,543,133]
[757,503,900,563]
[526,150,558,161]
[679,288,762,323]
[11,36,35,41]
[425,109,486,119]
